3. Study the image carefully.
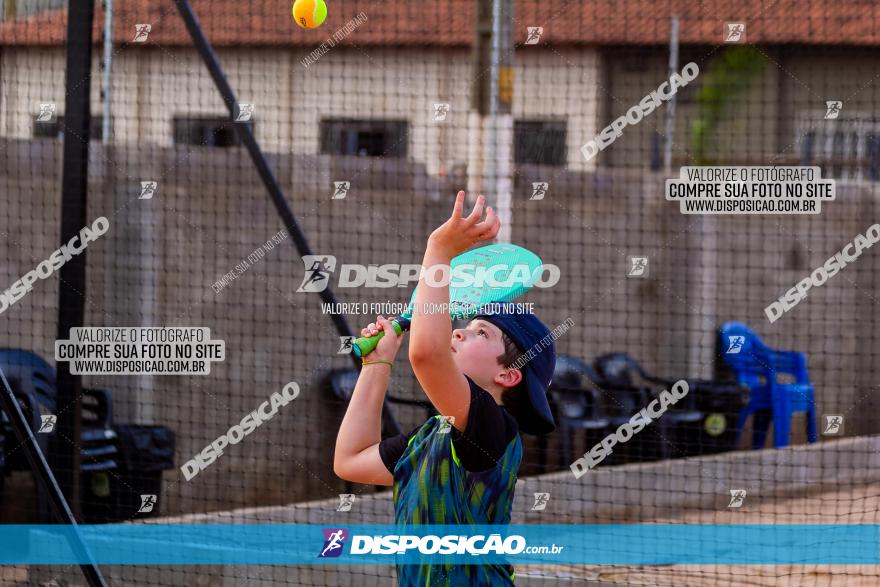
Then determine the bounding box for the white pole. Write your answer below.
[663,15,679,173]
[489,0,513,243]
[488,0,500,239]
[101,0,112,144]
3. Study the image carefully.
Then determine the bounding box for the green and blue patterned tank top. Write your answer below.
[390,411,523,585]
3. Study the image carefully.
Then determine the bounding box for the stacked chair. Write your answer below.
[717,322,817,449]
[0,349,118,521]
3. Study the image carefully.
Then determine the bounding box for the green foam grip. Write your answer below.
[352,319,406,358]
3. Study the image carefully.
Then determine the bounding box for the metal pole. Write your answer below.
[663,15,679,173]
[0,368,107,586]
[101,0,112,144]
[48,11,107,583]
[56,0,96,523]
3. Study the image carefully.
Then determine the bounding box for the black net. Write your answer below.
[1,0,879,585]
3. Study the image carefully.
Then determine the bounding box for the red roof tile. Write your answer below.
[1,0,877,47]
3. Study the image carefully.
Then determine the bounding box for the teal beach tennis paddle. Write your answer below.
[352,243,545,358]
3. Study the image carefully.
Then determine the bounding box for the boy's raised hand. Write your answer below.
[428,191,500,258]
[361,315,406,364]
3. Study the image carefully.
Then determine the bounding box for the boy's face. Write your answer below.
[451,319,522,394]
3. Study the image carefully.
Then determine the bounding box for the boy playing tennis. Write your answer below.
[334,191,557,585]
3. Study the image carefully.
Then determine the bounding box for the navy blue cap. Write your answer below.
[473,302,556,435]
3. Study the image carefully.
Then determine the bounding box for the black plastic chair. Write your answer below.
[83,424,175,523]
[542,355,610,472]
[594,352,746,459]
[0,349,58,519]
[595,352,703,459]
[0,349,118,521]
[0,349,57,460]
[81,388,118,465]
[77,388,121,523]
[589,353,663,462]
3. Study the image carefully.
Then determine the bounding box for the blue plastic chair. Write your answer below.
[718,322,817,448]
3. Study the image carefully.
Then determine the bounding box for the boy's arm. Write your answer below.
[334,316,404,487]
[409,192,499,432]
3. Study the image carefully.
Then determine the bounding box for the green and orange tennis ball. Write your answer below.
[292,0,327,29]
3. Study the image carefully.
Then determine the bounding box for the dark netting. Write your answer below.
[0,0,879,585]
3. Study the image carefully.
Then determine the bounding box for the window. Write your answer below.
[320,118,408,157]
[514,120,567,166]
[3,0,65,21]
[173,117,254,147]
[33,115,103,141]
[796,114,880,181]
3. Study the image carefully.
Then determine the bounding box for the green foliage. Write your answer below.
[690,46,767,164]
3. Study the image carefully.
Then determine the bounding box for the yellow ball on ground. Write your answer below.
[292,0,328,29]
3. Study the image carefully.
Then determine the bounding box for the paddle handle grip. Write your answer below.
[352,317,411,358]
